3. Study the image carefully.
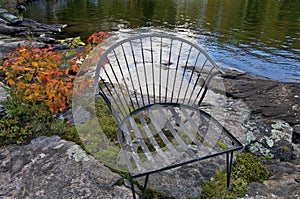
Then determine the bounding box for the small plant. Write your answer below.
[87,31,109,45]
[200,152,270,199]
[0,46,74,113]
[0,32,109,147]
[0,91,81,146]
[57,36,86,47]
[0,32,107,113]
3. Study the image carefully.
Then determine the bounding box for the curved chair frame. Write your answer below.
[94,33,243,198]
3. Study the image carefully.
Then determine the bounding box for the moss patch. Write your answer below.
[0,92,82,147]
[200,152,271,199]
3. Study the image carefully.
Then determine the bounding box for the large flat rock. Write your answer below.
[0,136,134,198]
[223,70,300,126]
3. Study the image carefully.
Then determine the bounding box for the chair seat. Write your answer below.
[118,103,242,177]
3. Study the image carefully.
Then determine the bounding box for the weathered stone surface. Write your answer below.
[0,136,134,198]
[223,70,300,145]
[0,23,27,35]
[239,158,300,199]
[0,37,49,55]
[0,82,8,102]
[0,12,22,24]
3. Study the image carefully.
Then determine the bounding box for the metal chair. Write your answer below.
[94,33,243,198]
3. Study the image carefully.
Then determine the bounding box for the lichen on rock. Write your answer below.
[67,144,89,162]
[244,116,294,161]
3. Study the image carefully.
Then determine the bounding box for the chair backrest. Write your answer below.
[94,33,221,124]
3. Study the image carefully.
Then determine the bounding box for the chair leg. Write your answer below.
[130,174,150,199]
[141,174,150,199]
[226,151,234,190]
[130,175,137,199]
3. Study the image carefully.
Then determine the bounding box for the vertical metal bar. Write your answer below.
[188,57,211,107]
[100,65,127,121]
[177,45,192,103]
[119,44,136,109]
[130,40,145,107]
[150,36,156,103]
[184,52,201,104]
[197,71,219,106]
[165,38,173,103]
[159,36,163,103]
[171,41,183,102]
[141,174,150,199]
[112,48,134,113]
[193,62,214,106]
[130,175,137,199]
[140,38,150,105]
[226,151,234,190]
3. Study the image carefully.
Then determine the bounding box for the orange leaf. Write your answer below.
[7,79,15,86]
[31,61,38,68]
[16,82,26,90]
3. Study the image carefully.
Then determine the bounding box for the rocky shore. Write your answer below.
[0,8,300,199]
[223,70,300,199]
[0,7,67,60]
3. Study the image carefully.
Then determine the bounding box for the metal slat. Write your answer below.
[118,44,137,109]
[156,107,195,157]
[150,36,156,103]
[138,112,170,166]
[164,38,173,103]
[129,116,155,163]
[176,45,193,104]
[193,109,224,152]
[148,109,179,155]
[183,51,201,105]
[99,69,127,121]
[168,107,204,150]
[170,41,183,102]
[178,107,214,156]
[121,124,144,172]
[140,38,151,105]
[180,107,221,152]
[111,49,134,113]
[129,40,145,106]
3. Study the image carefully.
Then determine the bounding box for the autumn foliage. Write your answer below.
[87,31,109,45]
[0,32,109,113]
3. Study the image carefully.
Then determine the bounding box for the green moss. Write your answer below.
[281,145,289,151]
[0,91,83,148]
[95,99,119,142]
[143,189,176,199]
[216,140,228,150]
[200,152,270,199]
[259,155,273,160]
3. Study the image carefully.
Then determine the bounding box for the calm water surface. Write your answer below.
[23,0,300,82]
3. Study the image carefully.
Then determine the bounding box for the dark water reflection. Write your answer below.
[22,0,300,82]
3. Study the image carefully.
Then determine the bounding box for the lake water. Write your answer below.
[22,0,300,82]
